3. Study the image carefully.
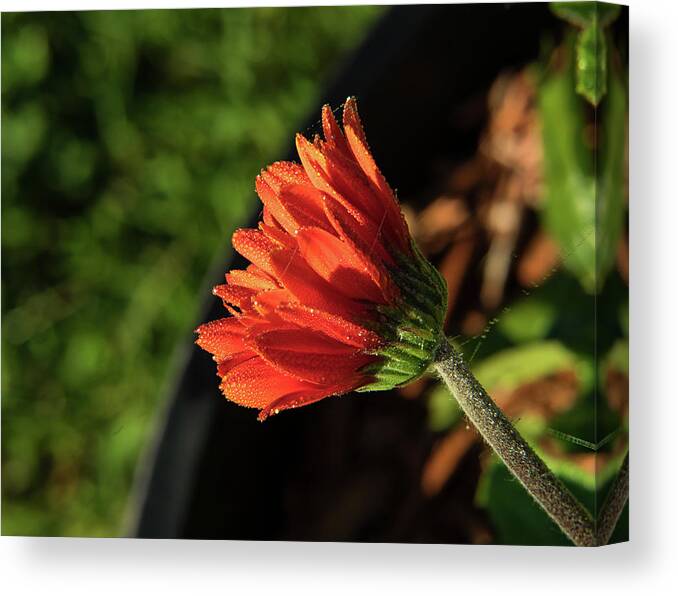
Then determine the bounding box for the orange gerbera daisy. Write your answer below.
[196,98,447,420]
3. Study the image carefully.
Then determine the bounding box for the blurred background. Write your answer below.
[2,4,628,543]
[2,5,382,536]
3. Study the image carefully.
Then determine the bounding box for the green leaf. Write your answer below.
[476,456,573,545]
[551,2,621,105]
[476,442,628,545]
[428,338,586,433]
[551,2,620,29]
[472,340,582,393]
[538,37,626,293]
[596,65,627,286]
[539,50,597,292]
[603,339,628,377]
[497,295,557,343]
[576,24,606,105]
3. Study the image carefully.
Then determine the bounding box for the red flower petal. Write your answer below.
[259,222,295,249]
[321,193,393,266]
[296,133,386,227]
[221,356,324,410]
[213,284,256,311]
[250,327,374,385]
[258,174,331,235]
[251,288,294,316]
[195,317,247,360]
[262,206,278,229]
[278,184,331,231]
[295,226,388,303]
[321,104,351,156]
[226,267,278,291]
[262,161,310,189]
[232,228,279,277]
[269,247,361,319]
[320,198,399,305]
[255,175,300,234]
[342,98,410,251]
[257,378,361,421]
[275,303,381,350]
[341,97,369,146]
[343,97,395,200]
[217,350,257,377]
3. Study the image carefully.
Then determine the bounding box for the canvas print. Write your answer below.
[2,2,629,545]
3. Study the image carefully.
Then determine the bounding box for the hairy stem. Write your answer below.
[433,338,596,546]
[596,452,629,545]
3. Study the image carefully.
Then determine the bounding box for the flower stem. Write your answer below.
[596,452,629,545]
[433,338,596,546]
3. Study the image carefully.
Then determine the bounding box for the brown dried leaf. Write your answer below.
[421,426,478,497]
[416,196,469,255]
[517,230,560,287]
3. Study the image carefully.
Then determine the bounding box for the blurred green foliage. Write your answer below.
[425,7,628,543]
[473,341,590,394]
[539,33,625,294]
[476,446,629,546]
[2,6,382,536]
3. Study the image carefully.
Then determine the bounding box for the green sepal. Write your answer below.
[360,239,447,393]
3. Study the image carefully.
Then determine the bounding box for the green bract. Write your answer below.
[359,242,448,392]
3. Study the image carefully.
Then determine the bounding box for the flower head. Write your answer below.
[196,98,447,420]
